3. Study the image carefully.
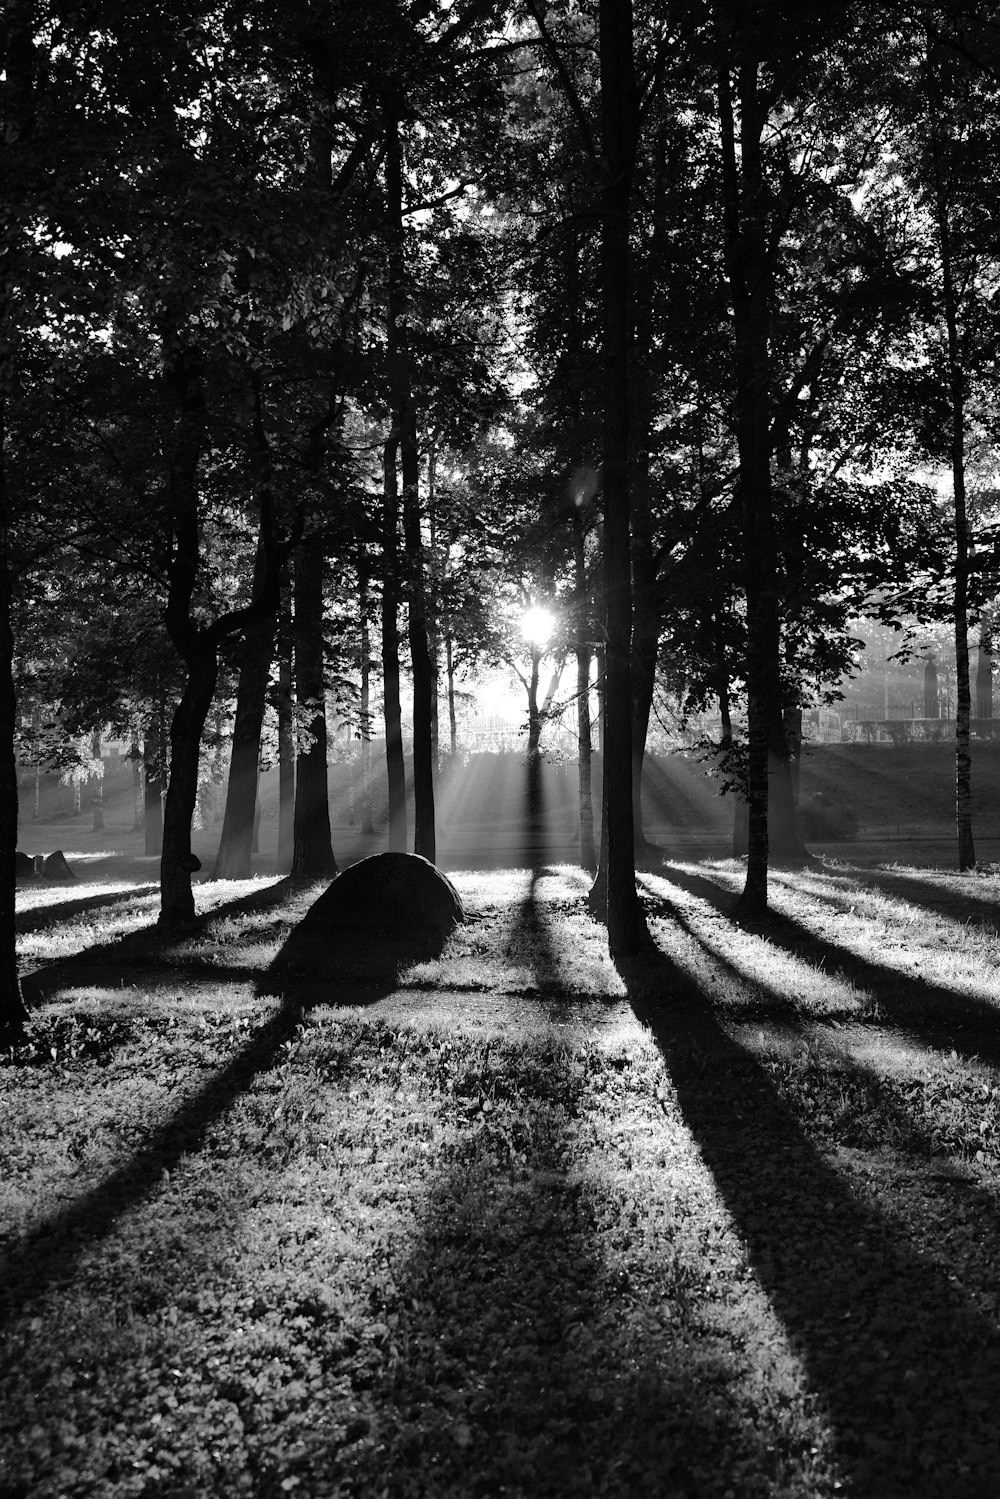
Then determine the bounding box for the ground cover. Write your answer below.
[3,860,1000,1497]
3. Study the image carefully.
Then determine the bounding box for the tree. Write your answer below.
[595,0,644,954]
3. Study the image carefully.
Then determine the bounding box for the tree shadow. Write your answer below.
[337,880,809,1495]
[620,938,1000,1497]
[19,877,301,1010]
[652,863,1000,1064]
[2,885,449,1333]
[0,996,302,1334]
[811,862,1000,936]
[15,886,159,936]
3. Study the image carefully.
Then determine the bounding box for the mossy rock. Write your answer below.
[302,852,465,934]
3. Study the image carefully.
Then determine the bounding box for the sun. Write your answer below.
[522,604,556,649]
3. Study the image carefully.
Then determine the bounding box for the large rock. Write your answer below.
[15,850,36,883]
[43,850,76,882]
[303,853,464,934]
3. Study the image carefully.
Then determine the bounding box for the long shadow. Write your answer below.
[1,885,446,1332]
[15,886,159,936]
[19,877,300,1009]
[622,941,1000,1497]
[654,864,1000,1064]
[339,879,805,1494]
[815,862,1000,936]
[347,1045,807,1495]
[0,996,301,1333]
[501,867,562,986]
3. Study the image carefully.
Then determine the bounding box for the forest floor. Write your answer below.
[4,855,1000,1498]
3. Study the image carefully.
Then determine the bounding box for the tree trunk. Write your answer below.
[130,721,143,830]
[0,0,34,1034]
[209,524,275,875]
[571,509,596,872]
[925,656,940,717]
[929,63,975,870]
[158,338,285,924]
[595,0,643,957]
[717,45,808,913]
[143,711,164,857]
[427,451,441,778]
[359,551,375,836]
[212,595,276,879]
[291,539,337,880]
[161,647,217,923]
[629,137,666,856]
[0,358,27,1035]
[385,110,436,862]
[381,436,408,851]
[630,551,659,852]
[525,645,543,822]
[275,577,295,870]
[446,630,458,758]
[91,727,104,832]
[977,626,993,719]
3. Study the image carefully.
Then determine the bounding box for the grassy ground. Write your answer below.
[4,857,1000,1498]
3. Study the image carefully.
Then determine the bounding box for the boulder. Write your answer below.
[15,850,36,883]
[303,852,464,934]
[43,849,76,882]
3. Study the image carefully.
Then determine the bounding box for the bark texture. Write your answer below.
[596,0,643,956]
[381,435,408,852]
[385,109,435,861]
[717,39,809,913]
[291,540,337,880]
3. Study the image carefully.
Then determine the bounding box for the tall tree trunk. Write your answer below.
[525,645,543,821]
[90,728,104,832]
[630,549,659,853]
[359,550,375,836]
[212,588,277,879]
[977,625,993,719]
[130,721,143,830]
[0,318,27,1034]
[382,435,407,851]
[446,630,458,758]
[214,383,280,886]
[276,583,295,870]
[629,127,668,855]
[291,539,337,880]
[158,338,285,924]
[572,509,596,871]
[143,708,164,857]
[0,5,30,1033]
[595,0,642,957]
[161,648,217,922]
[717,43,808,913]
[427,450,441,777]
[924,655,940,717]
[385,109,435,862]
[929,54,975,870]
[158,339,209,925]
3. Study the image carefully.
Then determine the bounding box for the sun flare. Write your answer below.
[522,604,556,648]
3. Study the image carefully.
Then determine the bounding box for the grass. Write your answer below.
[4,858,1000,1497]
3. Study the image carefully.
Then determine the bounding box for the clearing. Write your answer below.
[3,856,1000,1498]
